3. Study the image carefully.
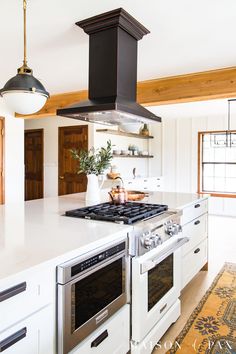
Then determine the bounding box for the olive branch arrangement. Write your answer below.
[70,140,113,176]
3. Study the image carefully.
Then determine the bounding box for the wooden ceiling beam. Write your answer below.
[17,66,236,119]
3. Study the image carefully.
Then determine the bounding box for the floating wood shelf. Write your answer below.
[96,129,153,139]
[113,154,154,158]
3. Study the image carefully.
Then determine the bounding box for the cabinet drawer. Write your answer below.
[182,239,208,289]
[182,214,208,256]
[182,199,208,225]
[0,305,54,354]
[125,177,163,192]
[125,180,140,190]
[0,267,54,332]
[70,305,130,354]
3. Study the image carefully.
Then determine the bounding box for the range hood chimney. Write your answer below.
[57,8,161,125]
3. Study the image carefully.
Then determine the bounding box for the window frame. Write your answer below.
[198,130,236,198]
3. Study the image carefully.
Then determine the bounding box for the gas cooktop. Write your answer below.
[65,202,168,224]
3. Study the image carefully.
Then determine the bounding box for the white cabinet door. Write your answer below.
[70,305,130,354]
[0,305,55,354]
[0,267,55,332]
[182,239,208,289]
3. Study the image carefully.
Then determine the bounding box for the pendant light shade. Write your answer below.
[0,71,49,115]
[0,0,49,115]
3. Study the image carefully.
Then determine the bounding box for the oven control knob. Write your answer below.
[143,237,153,249]
[165,222,182,236]
[151,234,162,247]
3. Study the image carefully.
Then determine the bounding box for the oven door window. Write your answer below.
[71,258,124,332]
[148,254,173,311]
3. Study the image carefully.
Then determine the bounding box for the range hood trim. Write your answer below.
[57,98,161,124]
[76,8,150,41]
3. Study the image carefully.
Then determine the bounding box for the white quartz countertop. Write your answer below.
[0,191,207,281]
[143,191,208,209]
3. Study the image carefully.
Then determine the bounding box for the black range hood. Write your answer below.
[57,8,161,125]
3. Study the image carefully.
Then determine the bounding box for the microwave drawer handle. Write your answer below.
[0,282,27,302]
[91,330,108,348]
[0,327,27,352]
[194,203,200,208]
[141,237,189,274]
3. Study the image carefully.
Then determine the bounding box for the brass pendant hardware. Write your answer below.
[18,0,33,76]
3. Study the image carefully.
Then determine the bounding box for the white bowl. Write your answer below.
[119,123,141,134]
[113,149,121,155]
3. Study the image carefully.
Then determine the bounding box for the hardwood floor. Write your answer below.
[152,215,236,353]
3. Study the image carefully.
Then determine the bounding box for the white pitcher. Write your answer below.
[86,174,104,204]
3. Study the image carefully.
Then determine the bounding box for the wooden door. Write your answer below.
[58,125,88,196]
[25,129,44,201]
[0,118,4,204]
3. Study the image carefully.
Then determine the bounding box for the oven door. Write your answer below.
[131,237,188,343]
[58,252,128,354]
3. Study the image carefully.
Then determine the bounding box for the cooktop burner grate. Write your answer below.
[65,202,168,224]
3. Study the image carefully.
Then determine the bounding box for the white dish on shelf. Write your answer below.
[121,150,129,155]
[119,123,141,134]
[141,151,149,156]
[113,149,121,155]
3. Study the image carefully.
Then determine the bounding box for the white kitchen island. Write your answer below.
[0,191,208,354]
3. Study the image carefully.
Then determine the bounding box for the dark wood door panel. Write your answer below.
[25,129,44,201]
[58,125,88,196]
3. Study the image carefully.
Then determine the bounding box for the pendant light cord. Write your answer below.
[23,0,27,67]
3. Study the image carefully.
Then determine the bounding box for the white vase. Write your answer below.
[86,174,101,204]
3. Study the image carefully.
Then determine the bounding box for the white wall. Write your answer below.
[0,101,24,204]
[25,118,162,197]
[151,100,236,217]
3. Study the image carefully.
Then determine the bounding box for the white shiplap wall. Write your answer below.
[0,102,24,204]
[161,112,236,216]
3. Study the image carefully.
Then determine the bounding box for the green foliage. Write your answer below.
[71,140,113,176]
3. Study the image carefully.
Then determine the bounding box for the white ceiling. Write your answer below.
[1,0,236,95]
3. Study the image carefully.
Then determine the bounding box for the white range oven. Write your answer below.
[129,211,189,354]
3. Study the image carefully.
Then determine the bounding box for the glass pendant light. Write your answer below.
[0,0,49,115]
[210,99,236,148]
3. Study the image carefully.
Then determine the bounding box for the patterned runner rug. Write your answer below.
[166,262,236,354]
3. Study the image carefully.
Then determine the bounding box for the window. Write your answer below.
[198,131,236,197]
